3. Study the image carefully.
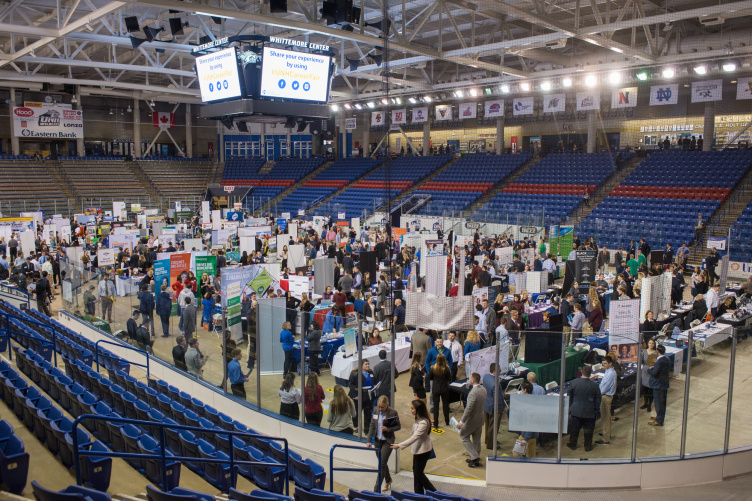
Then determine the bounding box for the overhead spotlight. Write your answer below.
[371,53,383,66]
[108,109,113,115]
[408,97,417,104]
[469,88,478,97]
[70,96,78,104]
[365,18,391,33]
[284,116,297,128]
[346,58,360,71]
[237,122,249,133]
[500,84,510,93]
[126,105,132,112]
[520,82,530,92]
[331,104,340,111]
[344,103,352,109]
[142,25,165,42]
[394,97,402,105]
[423,95,432,102]
[270,0,288,13]
[124,16,140,33]
[366,101,375,108]
[723,61,737,72]
[354,103,362,109]
[562,77,573,87]
[129,36,147,50]
[380,98,388,105]
[453,90,463,98]
[693,64,707,75]
[169,18,185,36]
[484,88,493,95]
[662,67,675,78]
[635,70,649,81]
[540,81,552,91]
[584,74,598,87]
[608,71,622,84]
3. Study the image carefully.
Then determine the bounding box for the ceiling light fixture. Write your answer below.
[562,77,573,88]
[585,74,598,87]
[408,97,417,104]
[380,98,388,105]
[354,103,362,109]
[520,82,530,92]
[330,104,340,111]
[469,88,478,97]
[723,61,737,72]
[540,81,552,91]
[693,64,707,75]
[608,71,622,85]
[662,67,675,78]
[636,71,649,81]
[367,101,375,108]
[344,103,352,109]
[423,95,433,102]
[500,84,510,93]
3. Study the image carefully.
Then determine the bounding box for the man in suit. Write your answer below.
[372,350,397,404]
[648,344,671,426]
[567,365,601,452]
[597,246,610,274]
[482,364,506,450]
[692,294,708,322]
[172,336,187,371]
[367,395,401,491]
[456,373,487,468]
[410,328,433,359]
[560,293,573,345]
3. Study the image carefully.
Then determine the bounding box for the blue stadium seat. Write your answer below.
[0,434,29,494]
[32,481,111,501]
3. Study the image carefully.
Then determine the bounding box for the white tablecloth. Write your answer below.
[330,337,412,380]
[676,321,733,349]
[664,345,684,376]
[115,276,142,297]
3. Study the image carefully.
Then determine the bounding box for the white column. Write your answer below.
[496,117,505,154]
[587,110,596,153]
[133,98,141,158]
[185,103,193,158]
[75,86,84,156]
[703,102,715,151]
[9,88,19,156]
[422,122,430,155]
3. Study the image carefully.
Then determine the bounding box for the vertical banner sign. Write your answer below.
[736,77,752,100]
[512,97,534,115]
[97,248,116,267]
[226,281,242,341]
[576,92,600,111]
[391,109,406,124]
[609,298,641,362]
[435,104,452,121]
[153,259,170,301]
[201,201,211,224]
[575,249,598,284]
[484,100,504,117]
[649,83,679,106]
[558,226,574,259]
[611,87,638,108]
[691,79,723,103]
[549,225,559,256]
[371,111,384,126]
[543,94,565,113]
[411,107,428,123]
[170,253,191,291]
[195,255,218,282]
[458,102,477,119]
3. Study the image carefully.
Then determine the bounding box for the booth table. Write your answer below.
[574,334,609,352]
[717,312,752,330]
[292,336,345,365]
[518,347,588,386]
[115,276,142,297]
[675,321,733,350]
[311,302,355,329]
[331,337,412,382]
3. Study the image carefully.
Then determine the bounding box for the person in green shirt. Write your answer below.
[539,239,546,256]
[637,251,647,269]
[627,254,639,276]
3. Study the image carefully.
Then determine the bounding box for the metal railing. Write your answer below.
[71,414,290,494]
[94,339,150,379]
[0,310,60,366]
[329,444,381,493]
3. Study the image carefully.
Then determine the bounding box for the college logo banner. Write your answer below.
[435,104,452,121]
[371,111,384,126]
[576,92,600,111]
[512,97,534,116]
[611,87,638,108]
[691,79,722,103]
[484,100,504,117]
[542,94,565,113]
[649,84,678,105]
[12,106,83,138]
[411,107,428,123]
[736,77,752,100]
[391,109,406,124]
[458,102,477,119]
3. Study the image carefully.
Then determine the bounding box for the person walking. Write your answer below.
[185,338,207,379]
[304,373,326,426]
[228,348,251,398]
[566,365,601,452]
[156,284,172,337]
[328,385,356,434]
[390,400,435,495]
[172,336,187,371]
[35,270,53,316]
[456,372,487,468]
[372,349,397,404]
[138,284,155,337]
[428,354,452,428]
[648,344,671,427]
[98,274,115,322]
[182,296,197,341]
[367,395,401,492]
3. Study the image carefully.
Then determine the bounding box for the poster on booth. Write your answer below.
[226,211,243,223]
[170,253,191,290]
[97,248,116,267]
[12,106,83,138]
[276,218,288,232]
[609,298,640,362]
[153,259,170,300]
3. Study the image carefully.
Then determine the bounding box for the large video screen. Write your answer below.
[259,47,331,103]
[195,47,243,102]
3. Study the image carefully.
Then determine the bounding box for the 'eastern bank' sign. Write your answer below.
[12,106,83,138]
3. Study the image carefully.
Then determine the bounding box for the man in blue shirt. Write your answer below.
[392,298,406,331]
[228,348,251,398]
[425,337,453,375]
[596,355,617,445]
[482,363,506,450]
[526,372,546,395]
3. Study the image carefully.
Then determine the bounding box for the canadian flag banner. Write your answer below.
[152,112,175,128]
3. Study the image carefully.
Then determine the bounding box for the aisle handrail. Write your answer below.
[329,444,381,493]
[94,339,150,379]
[0,310,59,366]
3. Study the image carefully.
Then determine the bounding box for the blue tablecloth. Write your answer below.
[575,334,609,352]
[292,336,345,365]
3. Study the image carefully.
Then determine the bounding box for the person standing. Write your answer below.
[596,354,617,445]
[172,336,187,371]
[279,373,302,419]
[35,270,53,316]
[648,344,670,427]
[98,273,115,322]
[560,293,573,345]
[706,282,720,318]
[348,360,375,430]
[483,363,506,450]
[156,284,172,337]
[566,365,601,452]
[178,285,195,333]
[228,348,251,398]
[456,372,486,468]
[138,284,155,337]
[185,338,207,379]
[367,395,401,492]
[305,320,323,375]
[182,296,197,341]
[372,349,397,404]
[304,373,326,426]
[280,321,295,376]
[428,354,452,428]
[443,332,463,381]
[513,381,539,457]
[328,385,356,434]
[390,400,435,495]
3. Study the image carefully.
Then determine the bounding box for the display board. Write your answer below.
[404,291,475,331]
[195,47,243,102]
[639,273,672,321]
[12,105,83,139]
[259,46,331,102]
[424,255,447,296]
[509,394,569,434]
[575,249,598,285]
[288,244,306,270]
[495,246,514,265]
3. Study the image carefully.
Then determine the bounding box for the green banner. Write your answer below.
[175,210,193,219]
[248,269,274,296]
[559,226,574,260]
[549,225,559,256]
[226,251,240,262]
[227,295,242,326]
[195,255,217,279]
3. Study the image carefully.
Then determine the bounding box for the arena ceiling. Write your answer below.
[0,0,750,105]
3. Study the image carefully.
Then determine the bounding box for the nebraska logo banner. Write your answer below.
[737,77,752,100]
[484,100,503,117]
[152,112,175,128]
[542,94,565,113]
[391,109,406,124]
[458,102,477,119]
[576,92,600,111]
[512,97,534,116]
[371,111,384,126]
[435,104,452,121]
[411,107,428,123]
[692,79,722,103]
[649,83,678,105]
[611,87,637,108]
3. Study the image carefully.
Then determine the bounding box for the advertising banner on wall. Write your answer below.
[391,109,407,124]
[435,104,452,121]
[649,83,679,105]
[542,94,565,113]
[153,258,170,302]
[412,107,429,123]
[512,97,534,115]
[691,79,723,103]
[611,87,638,108]
[371,111,385,126]
[736,77,752,100]
[576,92,600,111]
[12,105,83,138]
[458,102,477,119]
[484,100,504,117]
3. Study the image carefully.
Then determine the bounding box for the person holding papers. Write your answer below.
[367,395,401,492]
[390,400,435,495]
[483,363,506,450]
[456,372,487,468]
[595,354,617,445]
